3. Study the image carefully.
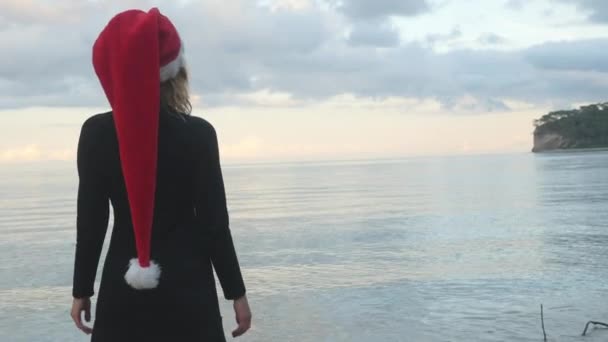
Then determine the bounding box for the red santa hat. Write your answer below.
[92,8,185,289]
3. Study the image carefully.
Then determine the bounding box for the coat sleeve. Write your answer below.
[194,122,246,300]
[72,117,110,298]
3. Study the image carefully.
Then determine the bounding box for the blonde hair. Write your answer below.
[160,67,192,116]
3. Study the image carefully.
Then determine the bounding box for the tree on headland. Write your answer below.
[533,102,608,151]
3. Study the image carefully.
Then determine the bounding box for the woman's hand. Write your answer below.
[71,297,93,334]
[231,294,252,338]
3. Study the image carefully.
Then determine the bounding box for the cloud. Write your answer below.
[0,0,145,109]
[508,1,608,22]
[254,37,608,107]
[478,33,508,45]
[0,144,74,163]
[337,0,430,52]
[505,0,526,10]
[0,0,606,112]
[557,0,608,22]
[261,0,314,12]
[426,27,462,45]
[441,95,511,113]
[336,0,431,21]
[347,22,401,47]
[525,38,608,72]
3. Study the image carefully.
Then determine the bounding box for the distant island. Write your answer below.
[532,102,608,152]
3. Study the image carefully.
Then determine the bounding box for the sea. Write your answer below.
[1,151,607,341]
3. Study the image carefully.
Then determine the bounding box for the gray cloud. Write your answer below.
[0,0,159,108]
[426,27,462,45]
[505,0,526,10]
[442,96,511,112]
[525,39,608,72]
[558,0,608,22]
[478,33,508,45]
[509,0,608,22]
[336,0,431,21]
[338,0,430,63]
[0,0,607,111]
[225,37,607,107]
[347,22,400,47]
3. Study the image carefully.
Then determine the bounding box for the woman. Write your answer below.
[70,8,251,341]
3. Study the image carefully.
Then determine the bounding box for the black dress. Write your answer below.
[72,111,246,341]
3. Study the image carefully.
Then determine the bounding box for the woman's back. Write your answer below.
[91,111,203,230]
[73,111,245,341]
[71,8,250,341]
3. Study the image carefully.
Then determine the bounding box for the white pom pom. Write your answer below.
[124,258,161,290]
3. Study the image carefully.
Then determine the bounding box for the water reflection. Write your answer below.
[1,154,608,341]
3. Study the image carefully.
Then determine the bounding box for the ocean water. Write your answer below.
[1,152,608,341]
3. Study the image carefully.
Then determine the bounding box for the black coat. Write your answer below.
[72,111,246,341]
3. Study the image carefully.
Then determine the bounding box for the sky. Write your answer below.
[0,0,607,164]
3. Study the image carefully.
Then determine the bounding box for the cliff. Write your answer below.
[532,102,608,152]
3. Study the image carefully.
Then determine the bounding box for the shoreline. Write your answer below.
[532,147,608,154]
